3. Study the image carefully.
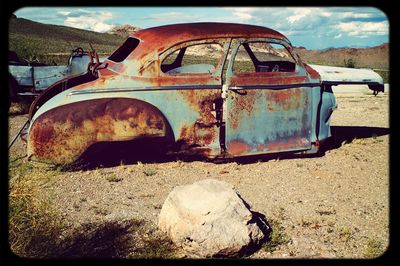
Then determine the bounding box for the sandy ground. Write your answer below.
[8,87,389,258]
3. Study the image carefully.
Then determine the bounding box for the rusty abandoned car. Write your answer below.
[24,22,384,165]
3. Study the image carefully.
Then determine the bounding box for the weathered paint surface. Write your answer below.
[310,64,383,84]
[28,87,222,163]
[225,87,312,156]
[26,22,384,164]
[9,53,92,93]
[222,38,318,157]
[9,65,68,90]
[28,98,169,164]
[103,23,288,78]
[176,89,221,155]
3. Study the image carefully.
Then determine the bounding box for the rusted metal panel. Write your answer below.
[132,22,289,58]
[9,65,68,90]
[9,51,92,94]
[28,98,170,164]
[105,24,288,77]
[28,89,222,163]
[310,64,383,84]
[25,22,385,164]
[224,87,312,156]
[27,36,231,163]
[223,38,318,157]
[176,89,221,156]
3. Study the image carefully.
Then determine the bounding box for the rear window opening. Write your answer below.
[161,43,224,74]
[108,37,140,63]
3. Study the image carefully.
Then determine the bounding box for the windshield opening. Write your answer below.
[108,37,140,63]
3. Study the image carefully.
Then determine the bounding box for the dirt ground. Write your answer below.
[8,88,389,258]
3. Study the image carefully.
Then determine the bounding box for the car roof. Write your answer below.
[133,22,290,53]
[105,22,292,75]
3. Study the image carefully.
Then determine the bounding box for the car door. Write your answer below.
[157,39,230,157]
[223,38,319,157]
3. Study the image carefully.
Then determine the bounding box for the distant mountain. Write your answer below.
[319,45,372,51]
[8,16,125,65]
[107,24,142,38]
[294,43,389,69]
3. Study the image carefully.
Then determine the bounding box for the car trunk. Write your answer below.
[310,64,385,94]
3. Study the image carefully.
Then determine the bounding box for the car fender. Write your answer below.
[27,97,173,164]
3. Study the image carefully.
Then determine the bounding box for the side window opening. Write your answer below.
[108,37,140,63]
[161,43,224,74]
[233,42,296,73]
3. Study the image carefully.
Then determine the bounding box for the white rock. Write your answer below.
[158,179,269,257]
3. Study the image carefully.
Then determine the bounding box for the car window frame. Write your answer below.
[159,38,231,79]
[227,38,301,78]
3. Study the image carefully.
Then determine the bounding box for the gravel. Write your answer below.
[8,90,389,258]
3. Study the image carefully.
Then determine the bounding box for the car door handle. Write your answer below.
[229,87,247,95]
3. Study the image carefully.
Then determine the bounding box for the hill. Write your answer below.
[8,17,125,65]
[294,43,389,69]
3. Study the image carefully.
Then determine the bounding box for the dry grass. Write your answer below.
[364,238,385,258]
[8,102,30,116]
[8,160,65,257]
[8,158,177,258]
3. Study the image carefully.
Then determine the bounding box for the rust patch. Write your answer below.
[230,74,307,87]
[179,123,216,147]
[179,89,219,122]
[265,88,302,111]
[303,63,321,79]
[176,89,220,149]
[226,140,250,155]
[264,137,309,151]
[228,137,308,156]
[28,98,169,164]
[228,90,258,131]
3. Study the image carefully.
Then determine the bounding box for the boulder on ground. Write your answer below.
[158,179,269,258]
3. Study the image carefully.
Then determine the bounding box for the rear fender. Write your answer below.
[27,98,173,164]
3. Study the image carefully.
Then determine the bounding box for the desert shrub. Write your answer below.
[343,58,356,68]
[262,219,291,252]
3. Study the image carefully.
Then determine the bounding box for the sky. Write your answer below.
[13,7,389,50]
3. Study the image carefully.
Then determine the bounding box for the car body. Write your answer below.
[8,48,94,102]
[25,22,384,164]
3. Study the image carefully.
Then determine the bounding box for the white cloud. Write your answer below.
[140,9,256,25]
[334,33,342,39]
[336,21,388,37]
[58,10,71,16]
[64,16,114,32]
[338,12,373,19]
[222,7,257,23]
[58,9,115,32]
[141,12,198,22]
[287,9,312,24]
[321,11,332,17]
